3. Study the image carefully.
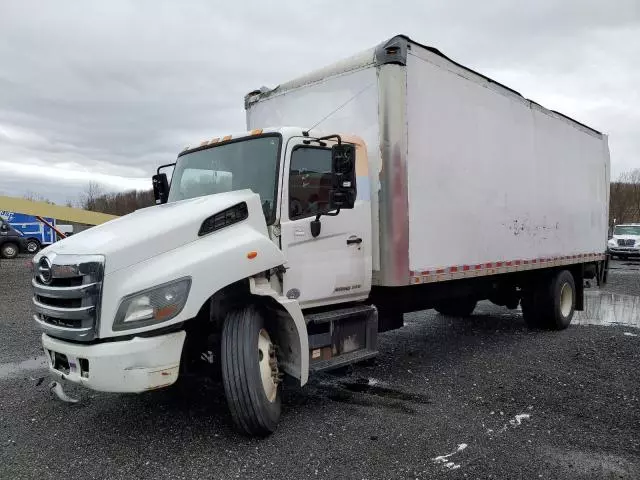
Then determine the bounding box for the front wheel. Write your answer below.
[0,243,19,259]
[25,239,41,254]
[221,306,281,436]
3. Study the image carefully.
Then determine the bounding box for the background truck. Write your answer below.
[608,223,640,259]
[32,35,609,436]
[0,217,27,259]
[0,211,64,254]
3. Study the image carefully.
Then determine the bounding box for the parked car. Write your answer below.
[608,224,640,259]
[0,218,27,259]
[0,211,59,254]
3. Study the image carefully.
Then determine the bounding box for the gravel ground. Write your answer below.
[1,257,639,479]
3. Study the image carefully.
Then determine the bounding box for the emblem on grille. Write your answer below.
[38,257,53,284]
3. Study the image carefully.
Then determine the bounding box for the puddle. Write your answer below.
[318,377,430,414]
[0,356,48,379]
[573,292,640,328]
[339,379,431,404]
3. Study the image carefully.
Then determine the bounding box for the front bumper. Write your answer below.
[608,247,640,256]
[42,330,186,393]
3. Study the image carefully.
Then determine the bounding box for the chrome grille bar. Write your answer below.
[32,253,104,342]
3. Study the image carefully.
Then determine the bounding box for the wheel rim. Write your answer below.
[27,242,38,253]
[560,282,573,318]
[258,329,278,403]
[4,245,16,257]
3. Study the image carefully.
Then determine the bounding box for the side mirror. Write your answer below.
[152,173,170,205]
[330,143,357,210]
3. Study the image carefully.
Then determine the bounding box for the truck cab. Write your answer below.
[0,217,26,259]
[608,224,640,259]
[33,127,369,435]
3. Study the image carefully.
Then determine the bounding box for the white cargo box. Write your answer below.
[246,35,610,287]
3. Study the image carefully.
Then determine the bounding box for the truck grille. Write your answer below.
[617,239,635,247]
[32,254,104,342]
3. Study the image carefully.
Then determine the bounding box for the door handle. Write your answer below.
[347,237,362,245]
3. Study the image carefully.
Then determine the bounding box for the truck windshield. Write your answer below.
[614,225,640,235]
[168,135,281,223]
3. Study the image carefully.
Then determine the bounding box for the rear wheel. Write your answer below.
[434,298,477,317]
[0,243,19,259]
[221,306,281,436]
[25,239,41,254]
[522,270,575,330]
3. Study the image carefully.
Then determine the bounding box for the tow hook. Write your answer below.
[49,381,79,404]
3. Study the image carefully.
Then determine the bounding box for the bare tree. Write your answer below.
[610,168,640,226]
[79,181,104,211]
[77,185,155,216]
[23,191,55,204]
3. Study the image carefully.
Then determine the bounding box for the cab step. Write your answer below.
[305,304,378,374]
[305,304,377,325]
[310,348,378,373]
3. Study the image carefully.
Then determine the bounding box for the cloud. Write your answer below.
[0,0,638,203]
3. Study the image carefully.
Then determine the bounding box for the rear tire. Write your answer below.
[221,306,281,436]
[25,239,41,254]
[522,270,575,330]
[434,299,477,317]
[0,243,19,259]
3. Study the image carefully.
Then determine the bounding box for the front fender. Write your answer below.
[100,221,285,338]
[249,277,309,386]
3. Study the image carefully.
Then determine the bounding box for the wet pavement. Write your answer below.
[1,257,639,479]
[573,291,640,328]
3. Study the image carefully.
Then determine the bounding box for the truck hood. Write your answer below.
[40,190,266,275]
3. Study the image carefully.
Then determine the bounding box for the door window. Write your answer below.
[289,147,332,219]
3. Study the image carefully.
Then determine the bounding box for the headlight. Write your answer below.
[113,277,191,331]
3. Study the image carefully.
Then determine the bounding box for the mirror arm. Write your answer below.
[157,162,176,175]
[316,134,342,145]
[310,208,341,238]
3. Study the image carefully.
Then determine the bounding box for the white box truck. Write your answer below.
[32,35,609,436]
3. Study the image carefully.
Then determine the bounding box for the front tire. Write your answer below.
[1,242,19,259]
[221,306,281,436]
[522,270,575,330]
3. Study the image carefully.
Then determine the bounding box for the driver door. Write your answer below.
[279,137,371,309]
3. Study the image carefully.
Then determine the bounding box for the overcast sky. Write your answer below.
[1,0,638,204]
